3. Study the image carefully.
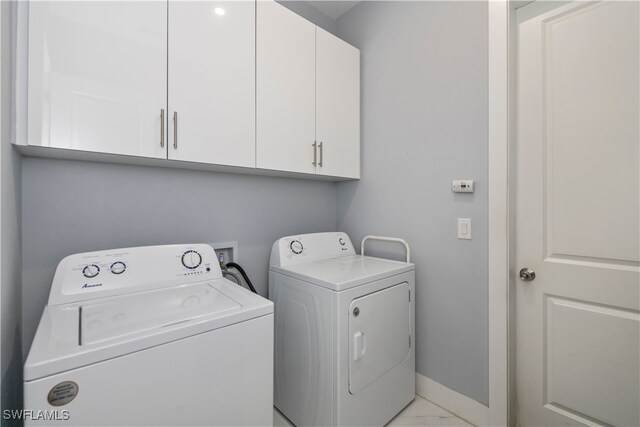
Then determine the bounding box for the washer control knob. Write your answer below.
[290,240,304,254]
[182,250,202,269]
[110,261,126,275]
[82,264,100,278]
[339,237,346,246]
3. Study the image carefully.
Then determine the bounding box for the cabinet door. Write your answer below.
[168,1,255,167]
[27,2,167,158]
[316,28,360,178]
[256,0,316,174]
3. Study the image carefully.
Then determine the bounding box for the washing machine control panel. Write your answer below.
[49,244,222,306]
[271,232,356,267]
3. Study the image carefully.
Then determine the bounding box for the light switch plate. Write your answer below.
[458,218,472,240]
[452,180,474,193]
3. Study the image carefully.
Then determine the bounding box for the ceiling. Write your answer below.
[306,1,362,20]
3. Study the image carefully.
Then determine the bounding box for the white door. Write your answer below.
[516,2,639,426]
[316,27,360,179]
[256,0,316,174]
[168,1,255,167]
[27,1,167,158]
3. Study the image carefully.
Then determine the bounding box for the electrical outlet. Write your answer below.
[208,241,238,266]
[452,180,474,193]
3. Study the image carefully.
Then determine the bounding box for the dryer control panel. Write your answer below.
[269,232,356,267]
[49,244,222,306]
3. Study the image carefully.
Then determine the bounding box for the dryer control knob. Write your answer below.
[290,240,304,255]
[182,250,202,269]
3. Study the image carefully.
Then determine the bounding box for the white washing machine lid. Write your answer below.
[24,278,273,381]
[270,255,414,291]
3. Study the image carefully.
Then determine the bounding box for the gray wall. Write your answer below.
[1,0,23,420]
[21,158,337,355]
[335,1,489,405]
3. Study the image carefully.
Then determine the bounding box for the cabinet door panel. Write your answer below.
[27,1,167,158]
[316,28,360,178]
[168,1,255,167]
[256,0,316,174]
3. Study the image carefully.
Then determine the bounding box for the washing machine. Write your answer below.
[269,232,415,426]
[24,244,273,426]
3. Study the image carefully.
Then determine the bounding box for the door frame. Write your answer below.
[487,1,532,425]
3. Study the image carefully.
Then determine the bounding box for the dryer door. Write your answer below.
[348,282,410,394]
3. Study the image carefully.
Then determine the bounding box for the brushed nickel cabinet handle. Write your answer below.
[312,141,317,166]
[319,141,323,167]
[160,109,165,148]
[173,111,178,149]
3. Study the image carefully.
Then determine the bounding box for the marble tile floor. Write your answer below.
[273,395,473,427]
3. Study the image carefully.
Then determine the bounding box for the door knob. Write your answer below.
[519,268,536,282]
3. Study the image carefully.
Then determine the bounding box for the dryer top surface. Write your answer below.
[270,255,414,291]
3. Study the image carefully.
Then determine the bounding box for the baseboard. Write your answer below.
[416,373,489,426]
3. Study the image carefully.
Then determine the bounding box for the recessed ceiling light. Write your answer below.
[214,7,225,16]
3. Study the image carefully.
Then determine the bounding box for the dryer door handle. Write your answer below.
[353,331,366,361]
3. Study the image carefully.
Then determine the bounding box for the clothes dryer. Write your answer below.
[269,232,415,426]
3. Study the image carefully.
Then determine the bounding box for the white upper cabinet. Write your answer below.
[256,1,360,178]
[256,0,317,174]
[27,2,167,158]
[316,28,360,179]
[21,0,360,180]
[168,1,255,167]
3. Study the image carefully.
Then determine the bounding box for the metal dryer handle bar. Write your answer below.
[360,235,411,263]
